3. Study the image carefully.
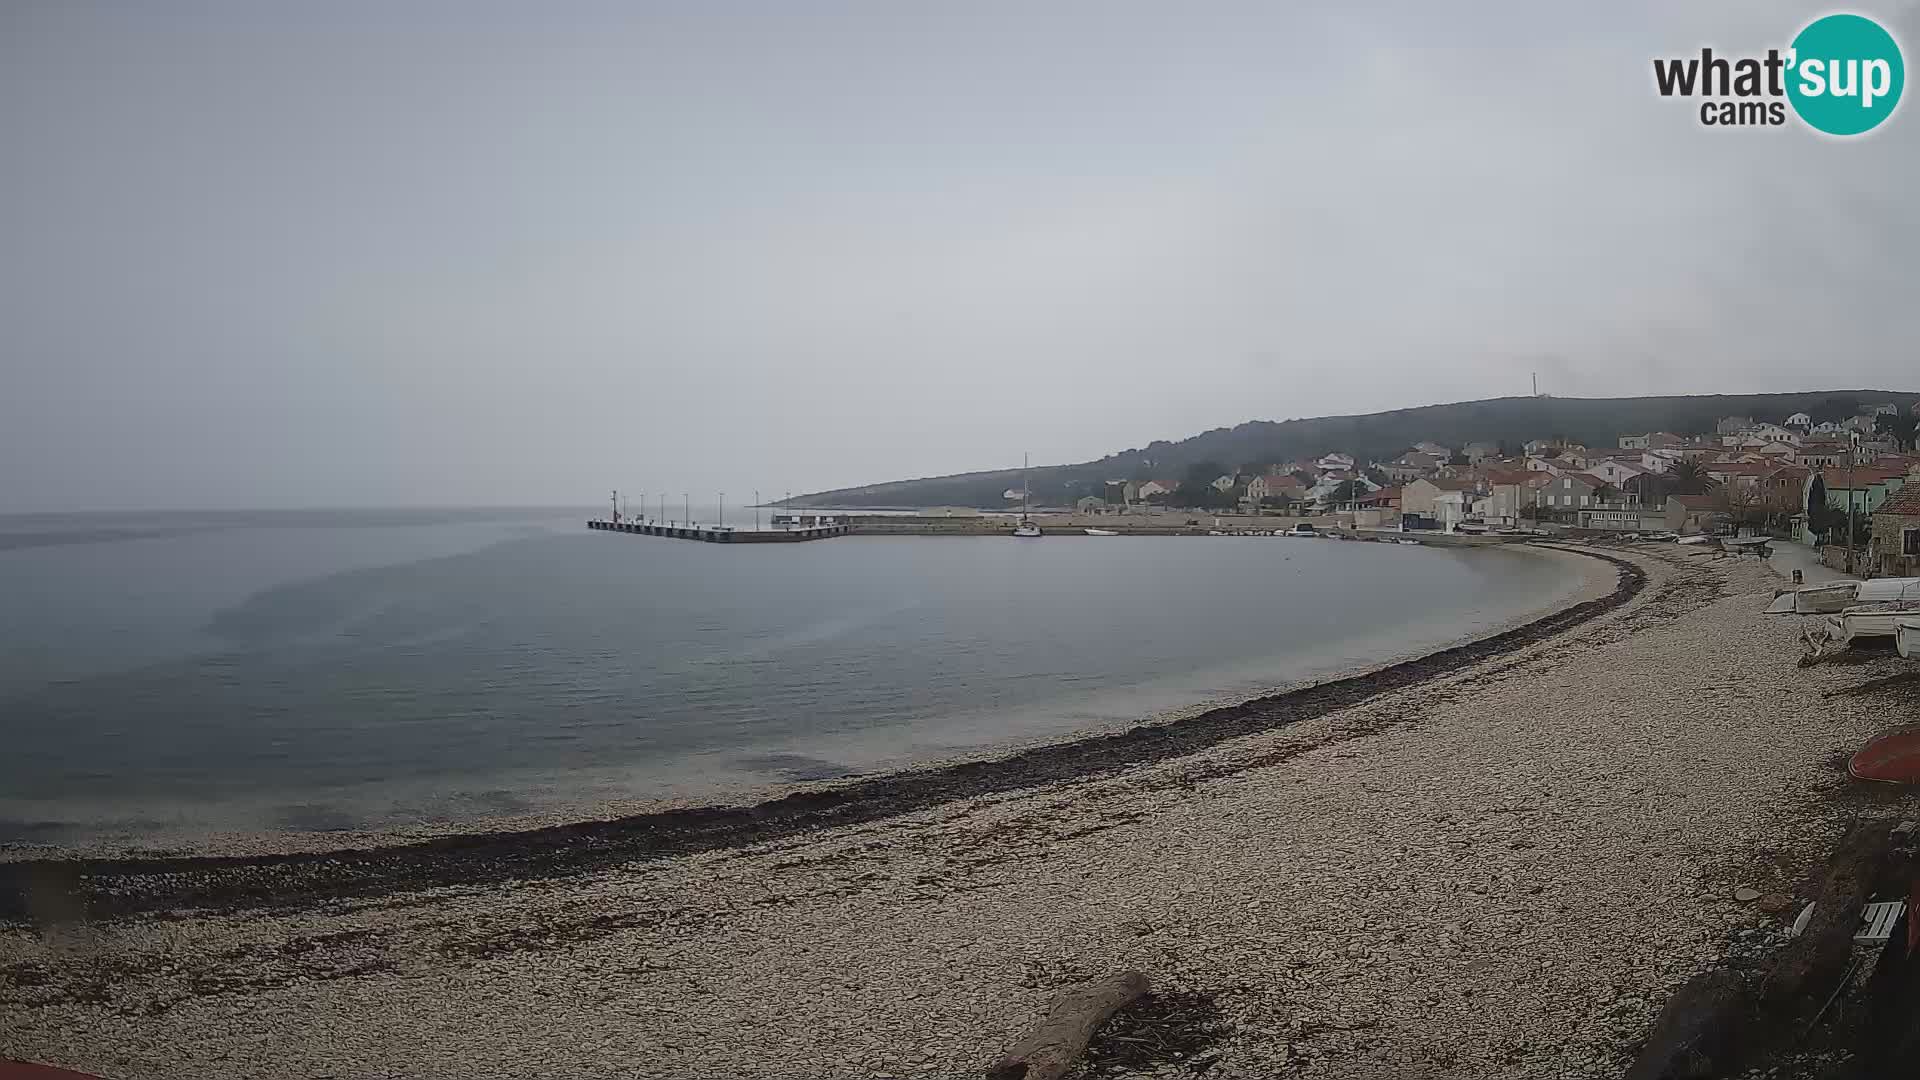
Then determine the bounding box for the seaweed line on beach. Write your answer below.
[0,545,1648,926]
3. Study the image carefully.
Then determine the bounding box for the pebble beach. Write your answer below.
[6,542,1920,1079]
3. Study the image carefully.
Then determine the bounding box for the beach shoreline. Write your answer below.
[9,543,1917,1079]
[0,544,1630,917]
[0,541,1611,866]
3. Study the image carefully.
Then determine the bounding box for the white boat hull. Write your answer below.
[1827,607,1920,647]
[1766,582,1860,615]
[1898,617,1920,659]
[1083,528,1118,536]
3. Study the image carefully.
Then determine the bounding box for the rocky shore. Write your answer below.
[6,544,1919,1079]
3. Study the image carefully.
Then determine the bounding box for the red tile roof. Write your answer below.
[1880,486,1920,516]
[1706,461,1776,476]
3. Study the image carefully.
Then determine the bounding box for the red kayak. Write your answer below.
[1850,728,1920,784]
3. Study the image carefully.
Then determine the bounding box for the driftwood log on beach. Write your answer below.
[986,970,1150,1080]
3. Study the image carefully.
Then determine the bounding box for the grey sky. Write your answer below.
[4,0,1917,510]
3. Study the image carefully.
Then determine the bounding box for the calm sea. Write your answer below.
[0,509,1579,846]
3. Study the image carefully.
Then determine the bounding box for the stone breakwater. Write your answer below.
[5,545,1918,1079]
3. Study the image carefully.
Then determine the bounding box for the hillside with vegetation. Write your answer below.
[793,391,1920,508]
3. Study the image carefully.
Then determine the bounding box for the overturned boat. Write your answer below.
[1767,581,1862,615]
[1898,615,1920,660]
[1826,602,1920,648]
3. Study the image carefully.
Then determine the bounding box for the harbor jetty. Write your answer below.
[586,517,848,543]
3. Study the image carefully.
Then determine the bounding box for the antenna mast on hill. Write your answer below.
[1532,372,1539,397]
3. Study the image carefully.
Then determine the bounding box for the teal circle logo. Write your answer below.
[1786,14,1904,135]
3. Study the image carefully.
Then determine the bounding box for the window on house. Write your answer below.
[1906,527,1920,556]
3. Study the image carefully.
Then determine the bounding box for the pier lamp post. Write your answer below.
[719,493,725,528]
[755,490,760,531]
[684,493,690,526]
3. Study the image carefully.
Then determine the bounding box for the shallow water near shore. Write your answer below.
[0,510,1583,847]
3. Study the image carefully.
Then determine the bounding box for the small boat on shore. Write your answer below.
[1825,602,1920,648]
[1083,527,1119,536]
[1766,581,1861,615]
[1284,524,1319,537]
[1850,727,1920,783]
[1897,616,1920,659]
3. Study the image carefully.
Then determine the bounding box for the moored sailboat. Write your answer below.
[1012,453,1042,538]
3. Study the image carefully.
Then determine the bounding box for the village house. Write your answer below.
[1716,415,1755,436]
[1703,460,1778,490]
[1245,473,1305,505]
[1798,439,1849,469]
[1308,473,1377,508]
[1411,441,1451,458]
[1136,479,1178,500]
[1461,441,1500,465]
[1815,465,1912,518]
[1871,486,1920,577]
[1860,433,1900,458]
[1735,437,1801,459]
[1377,451,1443,483]
[1316,452,1355,473]
[1482,469,1545,525]
[1619,431,1686,451]
[1355,485,1401,510]
[1578,507,1668,532]
[1750,423,1798,443]
[1401,476,1478,521]
[1665,494,1725,535]
[1590,457,1650,489]
[1541,473,1610,514]
[1785,411,1813,428]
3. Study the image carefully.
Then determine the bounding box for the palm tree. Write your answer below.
[1667,459,1717,495]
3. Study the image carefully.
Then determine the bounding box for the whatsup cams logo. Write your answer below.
[1653,12,1904,134]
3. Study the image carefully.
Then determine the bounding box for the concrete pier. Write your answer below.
[587,519,849,543]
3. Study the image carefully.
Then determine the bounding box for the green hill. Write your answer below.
[792,390,1920,508]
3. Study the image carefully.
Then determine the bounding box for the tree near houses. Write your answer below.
[1182,461,1229,494]
[1666,459,1717,495]
[1875,411,1918,451]
[1328,479,1370,505]
[1725,483,1767,530]
[1179,461,1232,508]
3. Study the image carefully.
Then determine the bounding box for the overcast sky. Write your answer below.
[4,1,1918,510]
